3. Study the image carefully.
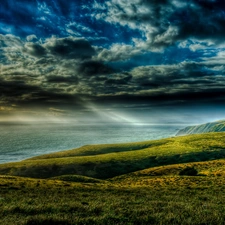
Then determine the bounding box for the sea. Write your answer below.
[0,122,186,164]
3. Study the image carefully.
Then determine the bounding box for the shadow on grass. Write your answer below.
[2,148,225,179]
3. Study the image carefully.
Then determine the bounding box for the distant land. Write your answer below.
[176,120,225,136]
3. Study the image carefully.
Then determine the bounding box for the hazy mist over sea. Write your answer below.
[0,122,186,164]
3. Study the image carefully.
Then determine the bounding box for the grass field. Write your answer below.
[1,174,225,225]
[1,132,225,179]
[1,132,225,224]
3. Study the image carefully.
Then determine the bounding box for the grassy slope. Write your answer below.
[132,158,225,177]
[1,132,225,179]
[28,140,166,159]
[110,158,225,186]
[49,174,106,183]
[2,132,225,224]
[176,120,225,135]
[1,173,225,225]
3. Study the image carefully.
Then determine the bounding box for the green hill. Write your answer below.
[1,132,225,179]
[176,120,225,136]
[2,133,225,224]
[110,158,225,186]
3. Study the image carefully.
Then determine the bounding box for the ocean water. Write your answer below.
[0,123,184,164]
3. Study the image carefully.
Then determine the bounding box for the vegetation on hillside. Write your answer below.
[1,132,225,224]
[1,173,225,225]
[1,132,225,179]
[176,120,225,136]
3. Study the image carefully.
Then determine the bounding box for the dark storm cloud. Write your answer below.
[104,73,132,85]
[44,37,96,59]
[0,78,34,97]
[78,60,114,77]
[94,88,225,109]
[47,75,79,84]
[0,35,119,109]
[86,72,133,95]
[23,42,47,58]
[171,0,225,41]
[0,77,82,108]
[17,36,97,60]
[1,32,225,109]
[130,62,224,89]
[86,60,225,107]
[95,0,225,49]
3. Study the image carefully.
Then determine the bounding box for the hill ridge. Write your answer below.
[1,132,225,179]
[176,120,225,136]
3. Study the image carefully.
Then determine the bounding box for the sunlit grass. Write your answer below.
[1,174,225,225]
[114,158,225,178]
[1,132,225,224]
[1,132,225,179]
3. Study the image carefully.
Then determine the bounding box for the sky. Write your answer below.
[1,0,225,124]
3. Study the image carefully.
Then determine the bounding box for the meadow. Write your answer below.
[1,132,225,224]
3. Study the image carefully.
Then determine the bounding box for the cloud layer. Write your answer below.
[1,0,225,120]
